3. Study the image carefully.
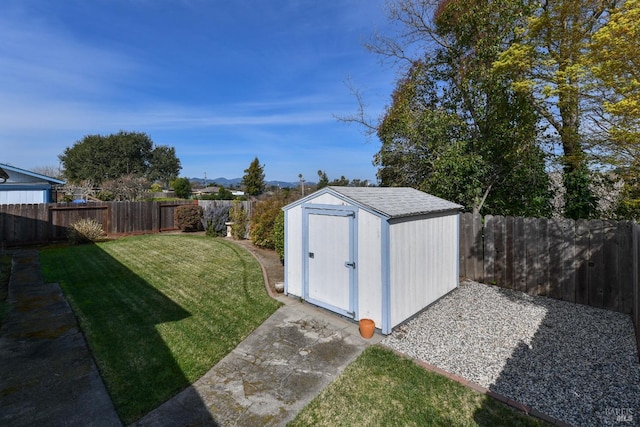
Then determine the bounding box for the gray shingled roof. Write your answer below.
[327,186,462,218]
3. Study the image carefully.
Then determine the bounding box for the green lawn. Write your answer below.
[40,234,281,424]
[289,346,549,427]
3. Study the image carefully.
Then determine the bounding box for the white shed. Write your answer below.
[283,186,462,335]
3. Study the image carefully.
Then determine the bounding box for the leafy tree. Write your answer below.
[369,0,551,216]
[148,145,181,188]
[242,157,266,196]
[59,131,181,185]
[329,176,350,187]
[317,170,329,189]
[171,177,192,199]
[587,0,640,218]
[492,0,618,218]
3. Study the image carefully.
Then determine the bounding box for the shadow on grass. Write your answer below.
[40,242,218,425]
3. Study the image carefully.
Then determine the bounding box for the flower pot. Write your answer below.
[359,318,375,339]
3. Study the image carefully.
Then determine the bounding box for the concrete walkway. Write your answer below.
[0,250,121,427]
[133,298,381,426]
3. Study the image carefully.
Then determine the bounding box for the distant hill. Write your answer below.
[190,177,305,189]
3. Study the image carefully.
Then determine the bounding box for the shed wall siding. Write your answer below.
[389,214,459,327]
[309,193,348,206]
[285,205,303,297]
[356,209,383,326]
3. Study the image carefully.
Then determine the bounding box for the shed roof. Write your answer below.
[287,186,462,219]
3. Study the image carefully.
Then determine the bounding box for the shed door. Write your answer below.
[304,207,356,318]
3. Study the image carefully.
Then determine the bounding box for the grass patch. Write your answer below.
[0,254,11,325]
[289,346,549,427]
[40,234,281,424]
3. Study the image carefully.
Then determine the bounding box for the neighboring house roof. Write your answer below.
[0,163,65,185]
[194,186,220,195]
[285,186,463,219]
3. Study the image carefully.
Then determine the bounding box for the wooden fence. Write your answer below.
[459,213,636,314]
[0,200,255,247]
[460,213,640,349]
[0,201,197,246]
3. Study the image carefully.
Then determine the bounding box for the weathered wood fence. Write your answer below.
[0,201,197,246]
[0,200,254,247]
[459,213,640,348]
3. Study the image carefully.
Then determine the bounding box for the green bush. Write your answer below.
[171,177,192,199]
[273,210,285,263]
[250,198,286,249]
[67,218,106,244]
[229,201,248,239]
[174,204,203,232]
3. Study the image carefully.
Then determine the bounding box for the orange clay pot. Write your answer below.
[359,318,375,339]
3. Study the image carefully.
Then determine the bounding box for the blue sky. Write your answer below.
[0,0,398,183]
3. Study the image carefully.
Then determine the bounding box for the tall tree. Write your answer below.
[59,131,181,185]
[316,170,329,189]
[148,145,181,188]
[242,157,266,196]
[493,0,618,219]
[370,0,551,216]
[588,0,640,218]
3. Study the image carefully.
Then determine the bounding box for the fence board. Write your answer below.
[460,213,471,279]
[471,214,483,281]
[536,218,550,296]
[484,215,495,285]
[524,217,539,295]
[548,218,564,299]
[459,213,483,281]
[560,219,576,303]
[513,216,527,293]
[588,220,605,309]
[619,221,634,314]
[504,217,514,289]
[493,216,507,287]
[602,221,619,311]
[575,219,590,305]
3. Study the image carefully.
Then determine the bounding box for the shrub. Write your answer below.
[201,204,231,237]
[229,201,248,239]
[67,218,106,244]
[174,204,203,232]
[250,198,286,249]
[273,210,285,263]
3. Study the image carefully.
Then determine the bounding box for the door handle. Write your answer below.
[309,252,314,258]
[344,261,355,268]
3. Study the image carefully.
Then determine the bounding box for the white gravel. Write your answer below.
[382,281,640,426]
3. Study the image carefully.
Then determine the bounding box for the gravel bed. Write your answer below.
[382,281,640,426]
